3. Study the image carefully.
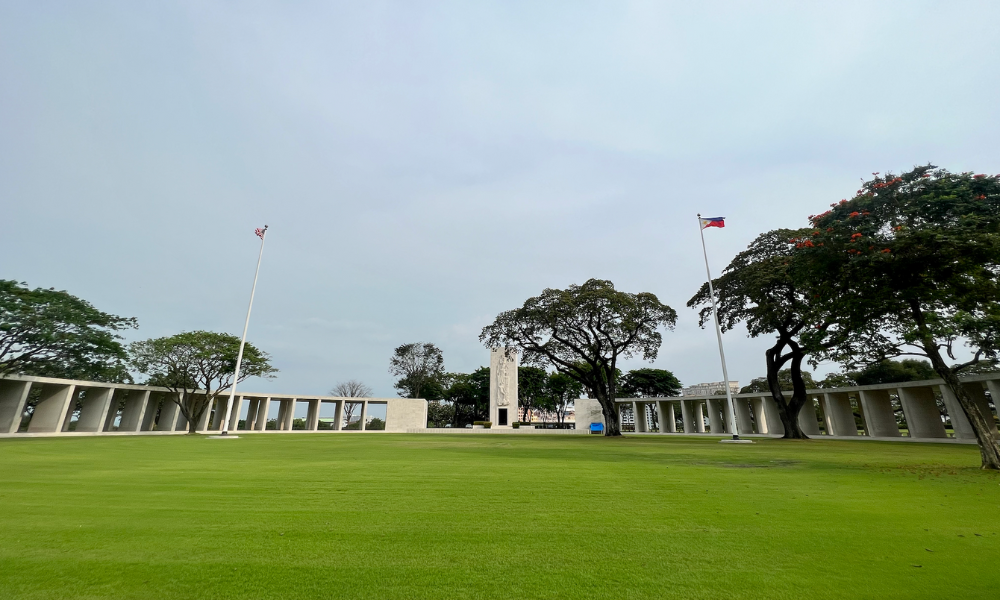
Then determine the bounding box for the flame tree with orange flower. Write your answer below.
[798,165,1000,469]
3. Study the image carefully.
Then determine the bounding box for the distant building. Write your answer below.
[681,381,740,397]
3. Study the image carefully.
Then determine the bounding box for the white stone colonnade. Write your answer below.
[0,375,427,436]
[592,373,1000,440]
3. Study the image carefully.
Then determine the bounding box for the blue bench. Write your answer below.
[589,422,604,434]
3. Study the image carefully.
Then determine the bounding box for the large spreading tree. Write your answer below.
[0,280,137,382]
[799,166,1000,469]
[129,331,276,433]
[687,229,828,439]
[479,279,676,436]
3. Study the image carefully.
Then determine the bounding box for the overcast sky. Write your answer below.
[3,1,999,398]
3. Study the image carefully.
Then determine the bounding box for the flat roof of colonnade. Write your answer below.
[0,374,401,402]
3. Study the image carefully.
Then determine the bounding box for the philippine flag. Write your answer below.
[700,217,725,229]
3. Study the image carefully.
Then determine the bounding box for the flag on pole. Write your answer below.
[255,226,267,240]
[700,217,725,229]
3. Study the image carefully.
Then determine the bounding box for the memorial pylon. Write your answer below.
[489,348,518,427]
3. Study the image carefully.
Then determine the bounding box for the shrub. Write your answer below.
[473,421,492,429]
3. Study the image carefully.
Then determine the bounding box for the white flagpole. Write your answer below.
[697,214,741,440]
[220,225,268,436]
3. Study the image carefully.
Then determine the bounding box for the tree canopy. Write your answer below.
[741,369,817,394]
[619,368,682,398]
[389,342,445,399]
[0,280,137,382]
[798,166,1000,468]
[480,279,676,436]
[129,331,276,433]
[439,367,490,425]
[517,366,548,423]
[687,229,822,439]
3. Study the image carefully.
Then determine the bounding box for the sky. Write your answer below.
[3,1,1000,399]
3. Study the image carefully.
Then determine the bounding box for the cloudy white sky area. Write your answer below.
[3,1,1000,400]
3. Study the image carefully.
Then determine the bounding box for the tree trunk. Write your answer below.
[910,302,1000,469]
[597,393,622,436]
[765,340,808,440]
[925,346,1000,470]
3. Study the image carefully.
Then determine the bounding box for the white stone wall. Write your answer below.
[385,398,428,432]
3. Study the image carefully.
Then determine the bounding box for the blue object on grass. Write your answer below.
[589,423,604,434]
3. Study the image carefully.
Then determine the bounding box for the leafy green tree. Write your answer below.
[688,229,827,439]
[0,280,137,382]
[517,366,548,423]
[480,279,677,436]
[799,166,1000,469]
[440,367,490,426]
[620,368,682,398]
[129,331,277,434]
[389,342,445,399]
[426,400,454,427]
[853,359,936,386]
[545,372,583,423]
[741,369,817,393]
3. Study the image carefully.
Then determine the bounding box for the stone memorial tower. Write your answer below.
[489,348,518,427]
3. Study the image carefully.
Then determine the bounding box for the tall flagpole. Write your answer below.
[220,225,268,436]
[697,214,741,441]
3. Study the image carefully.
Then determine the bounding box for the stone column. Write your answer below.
[938,385,976,439]
[749,398,766,434]
[119,390,151,432]
[857,389,900,437]
[0,380,32,434]
[157,395,181,431]
[140,395,160,431]
[27,384,76,433]
[680,400,694,433]
[733,398,754,435]
[632,402,646,432]
[228,396,243,431]
[76,387,115,433]
[961,383,998,437]
[195,396,214,432]
[333,400,344,431]
[306,399,320,431]
[282,399,296,430]
[657,401,676,433]
[897,386,946,438]
[254,398,271,431]
[173,397,189,432]
[796,398,821,436]
[210,397,226,430]
[359,401,369,431]
[761,397,784,436]
[706,399,725,433]
[694,401,706,433]
[244,398,259,431]
[102,390,122,431]
[822,392,857,436]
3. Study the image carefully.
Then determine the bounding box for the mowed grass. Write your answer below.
[1,434,999,599]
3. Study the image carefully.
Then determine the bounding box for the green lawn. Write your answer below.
[1,434,998,599]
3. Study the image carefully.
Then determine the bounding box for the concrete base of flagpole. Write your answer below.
[207,435,240,439]
[720,439,754,443]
